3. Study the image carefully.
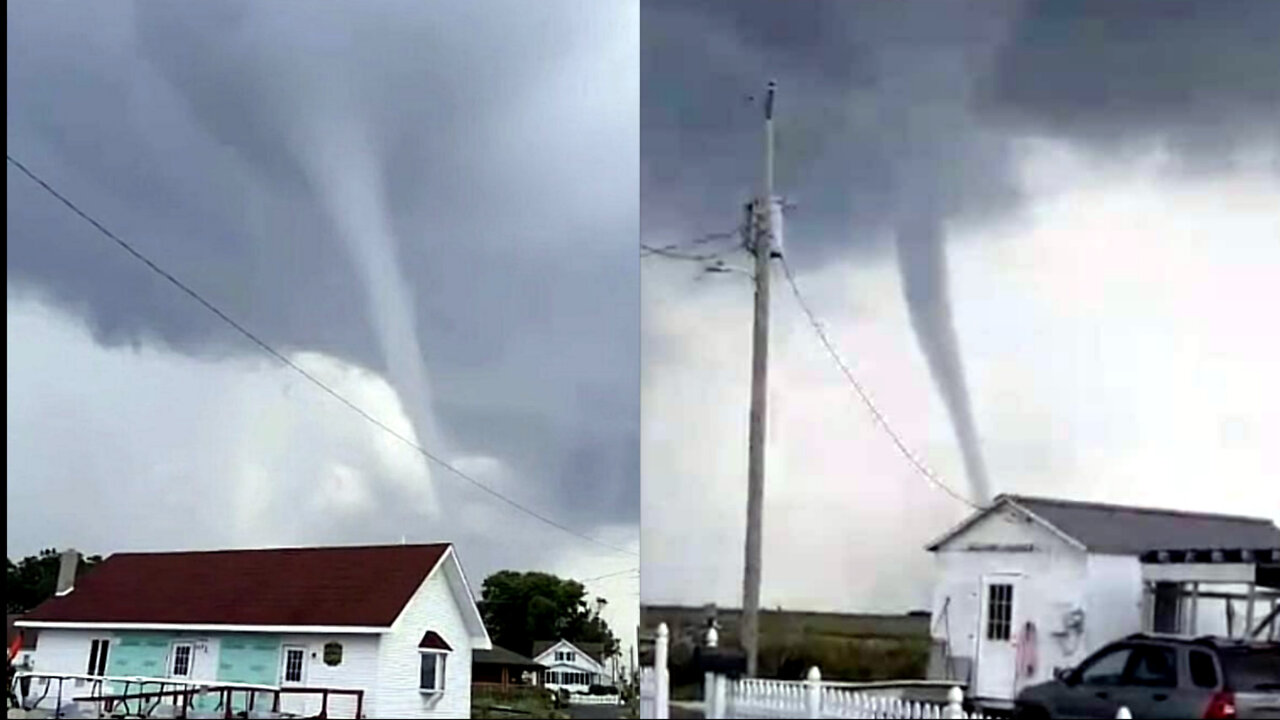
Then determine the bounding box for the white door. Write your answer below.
[975,575,1020,701]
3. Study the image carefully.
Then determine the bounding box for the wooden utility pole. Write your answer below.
[742,79,777,678]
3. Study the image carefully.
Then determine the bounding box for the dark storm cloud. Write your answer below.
[7,0,637,530]
[642,0,1280,268]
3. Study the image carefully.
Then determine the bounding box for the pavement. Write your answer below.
[567,702,630,719]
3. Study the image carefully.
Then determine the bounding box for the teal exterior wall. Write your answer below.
[103,633,170,677]
[96,631,282,714]
[216,635,281,713]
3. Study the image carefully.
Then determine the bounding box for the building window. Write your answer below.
[86,639,110,676]
[555,649,577,663]
[169,643,193,679]
[1153,582,1181,634]
[986,583,1013,641]
[282,646,306,684]
[419,651,447,693]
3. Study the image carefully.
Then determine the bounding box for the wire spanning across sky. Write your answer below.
[8,153,638,558]
[778,256,980,510]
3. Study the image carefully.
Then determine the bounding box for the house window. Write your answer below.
[169,643,194,679]
[986,583,1013,641]
[555,650,576,663]
[419,651,447,693]
[86,639,111,676]
[282,646,307,684]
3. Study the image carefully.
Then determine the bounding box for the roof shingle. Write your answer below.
[22,544,450,628]
[1006,495,1280,554]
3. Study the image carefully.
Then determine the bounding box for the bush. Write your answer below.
[588,684,620,695]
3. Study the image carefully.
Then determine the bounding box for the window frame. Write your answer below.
[985,583,1014,642]
[281,645,307,685]
[169,642,195,679]
[86,638,111,677]
[418,649,448,694]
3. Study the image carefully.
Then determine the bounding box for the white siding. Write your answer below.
[535,640,608,691]
[374,564,474,718]
[930,504,1092,700]
[17,629,101,713]
[274,634,379,719]
[1083,554,1143,653]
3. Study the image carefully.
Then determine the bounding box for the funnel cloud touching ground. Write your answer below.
[642,0,1280,611]
[7,0,639,627]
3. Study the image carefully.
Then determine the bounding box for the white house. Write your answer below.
[15,543,492,719]
[532,639,612,693]
[925,494,1280,708]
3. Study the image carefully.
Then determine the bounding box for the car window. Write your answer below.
[1219,647,1280,691]
[1080,647,1133,686]
[1127,646,1177,688]
[1189,650,1219,689]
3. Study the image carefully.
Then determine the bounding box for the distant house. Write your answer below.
[471,645,543,688]
[16,544,492,718]
[926,494,1280,707]
[532,639,612,692]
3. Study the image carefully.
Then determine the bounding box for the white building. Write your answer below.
[532,639,612,693]
[15,544,492,719]
[925,494,1280,708]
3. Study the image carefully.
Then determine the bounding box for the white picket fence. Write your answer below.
[639,623,670,719]
[709,669,986,720]
[638,623,1133,720]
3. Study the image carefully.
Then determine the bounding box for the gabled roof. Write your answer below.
[419,630,453,651]
[532,639,608,666]
[20,544,451,628]
[928,494,1280,555]
[473,645,544,669]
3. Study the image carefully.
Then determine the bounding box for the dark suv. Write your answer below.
[1014,634,1280,719]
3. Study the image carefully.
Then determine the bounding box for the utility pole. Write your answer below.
[742,79,777,678]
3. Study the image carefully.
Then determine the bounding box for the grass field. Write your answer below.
[641,605,931,687]
[471,684,569,719]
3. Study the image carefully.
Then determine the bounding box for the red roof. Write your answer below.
[419,630,452,651]
[22,544,450,628]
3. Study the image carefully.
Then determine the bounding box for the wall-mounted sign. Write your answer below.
[324,642,343,666]
[964,543,1036,553]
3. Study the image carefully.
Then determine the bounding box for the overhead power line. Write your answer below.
[579,567,640,584]
[7,154,637,557]
[778,255,979,511]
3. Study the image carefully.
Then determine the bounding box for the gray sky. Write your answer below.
[7,0,638,647]
[642,0,1280,612]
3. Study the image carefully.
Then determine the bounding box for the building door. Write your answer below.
[975,575,1020,701]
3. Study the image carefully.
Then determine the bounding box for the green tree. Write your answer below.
[478,571,620,661]
[6,549,103,614]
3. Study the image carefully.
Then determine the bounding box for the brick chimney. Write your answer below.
[55,549,81,597]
